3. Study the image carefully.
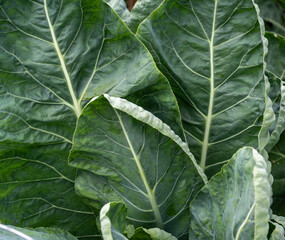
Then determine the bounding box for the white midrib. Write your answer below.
[235,203,255,240]
[44,0,81,118]
[114,109,164,228]
[200,0,218,170]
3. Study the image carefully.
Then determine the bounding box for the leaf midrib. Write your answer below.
[114,108,164,228]
[44,0,81,117]
[199,0,218,170]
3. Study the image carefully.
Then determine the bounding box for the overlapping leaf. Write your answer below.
[265,32,285,217]
[137,0,274,175]
[104,0,164,33]
[0,0,183,237]
[99,202,177,240]
[256,0,285,36]
[269,132,285,216]
[189,147,271,240]
[69,95,205,239]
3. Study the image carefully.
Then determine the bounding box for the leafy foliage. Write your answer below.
[0,0,284,240]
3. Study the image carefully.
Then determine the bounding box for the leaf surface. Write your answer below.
[137,0,273,175]
[255,0,285,36]
[69,95,205,238]
[0,0,183,237]
[269,132,285,216]
[189,147,271,240]
[0,224,77,240]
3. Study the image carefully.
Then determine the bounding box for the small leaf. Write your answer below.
[100,202,128,240]
[189,147,271,240]
[131,227,177,240]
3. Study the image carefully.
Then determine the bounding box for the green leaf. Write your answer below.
[0,224,77,240]
[100,202,128,240]
[99,202,178,240]
[104,0,130,21]
[105,0,164,33]
[269,132,285,216]
[266,32,285,81]
[126,0,164,33]
[69,95,206,238]
[130,227,177,240]
[189,147,271,240]
[137,0,274,175]
[255,0,285,36]
[266,71,285,151]
[0,0,183,237]
[269,215,285,240]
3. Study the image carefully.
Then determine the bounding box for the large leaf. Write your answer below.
[0,0,183,237]
[255,0,285,36]
[69,95,206,239]
[137,0,274,175]
[0,224,77,240]
[269,132,285,216]
[189,147,271,240]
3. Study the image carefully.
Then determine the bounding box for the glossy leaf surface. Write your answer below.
[0,224,77,240]
[0,0,183,237]
[137,0,272,175]
[69,95,205,239]
[189,147,271,240]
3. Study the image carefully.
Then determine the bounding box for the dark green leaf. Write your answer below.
[137,0,274,175]
[126,0,164,32]
[0,0,183,237]
[69,95,205,238]
[255,0,285,36]
[266,32,285,81]
[189,147,271,240]
[269,132,285,216]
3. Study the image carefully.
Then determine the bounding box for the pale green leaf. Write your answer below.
[269,215,285,240]
[189,147,271,240]
[0,224,77,240]
[137,0,274,175]
[0,0,183,237]
[69,95,205,238]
